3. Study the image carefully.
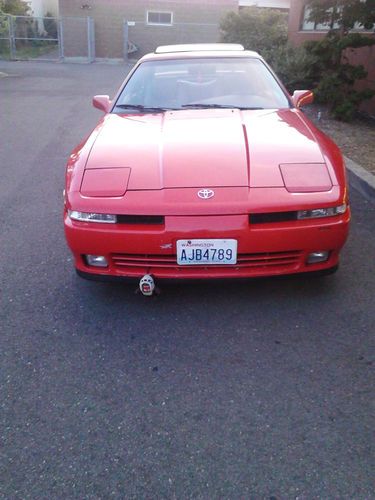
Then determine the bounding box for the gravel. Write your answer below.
[304,105,375,174]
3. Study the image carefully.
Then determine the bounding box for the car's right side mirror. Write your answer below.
[292,90,314,108]
[92,95,111,113]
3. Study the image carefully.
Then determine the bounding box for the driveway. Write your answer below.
[0,60,374,499]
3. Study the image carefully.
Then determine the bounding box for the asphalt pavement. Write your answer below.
[1,61,374,499]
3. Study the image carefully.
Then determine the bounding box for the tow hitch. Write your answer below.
[139,274,156,296]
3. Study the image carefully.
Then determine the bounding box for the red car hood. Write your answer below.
[85,108,326,190]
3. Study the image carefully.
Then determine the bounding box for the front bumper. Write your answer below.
[64,210,350,280]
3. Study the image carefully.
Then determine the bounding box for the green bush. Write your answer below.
[220,8,316,93]
[220,5,375,120]
[304,33,375,120]
[270,44,318,92]
[220,7,288,62]
[0,0,30,16]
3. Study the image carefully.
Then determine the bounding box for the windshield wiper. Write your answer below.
[181,103,264,110]
[182,103,234,109]
[237,106,264,110]
[116,103,264,112]
[115,104,173,113]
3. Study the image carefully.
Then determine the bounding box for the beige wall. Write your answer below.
[59,0,238,59]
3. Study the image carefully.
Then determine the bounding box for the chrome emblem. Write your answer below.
[197,189,214,199]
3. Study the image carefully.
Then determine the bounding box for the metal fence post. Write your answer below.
[123,20,129,63]
[58,19,64,59]
[87,17,95,63]
[8,15,16,60]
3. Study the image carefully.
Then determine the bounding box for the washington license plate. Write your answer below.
[177,239,237,265]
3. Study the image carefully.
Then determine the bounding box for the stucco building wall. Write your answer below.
[59,0,238,59]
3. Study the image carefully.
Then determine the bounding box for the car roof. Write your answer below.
[139,43,261,62]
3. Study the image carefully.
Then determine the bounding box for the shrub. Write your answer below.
[220,8,316,94]
[220,5,375,120]
[220,7,288,63]
[304,32,375,120]
[0,0,30,16]
[270,44,318,93]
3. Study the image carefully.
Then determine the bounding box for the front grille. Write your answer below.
[112,254,176,268]
[237,250,302,267]
[111,250,302,273]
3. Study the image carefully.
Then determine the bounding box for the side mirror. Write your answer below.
[292,90,314,108]
[92,95,111,113]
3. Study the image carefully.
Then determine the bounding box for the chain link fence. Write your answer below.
[0,14,94,62]
[0,14,60,60]
[60,16,94,62]
[0,15,10,57]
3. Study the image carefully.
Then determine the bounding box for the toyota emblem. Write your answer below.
[197,189,215,199]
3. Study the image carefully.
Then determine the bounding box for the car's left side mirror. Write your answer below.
[292,90,314,108]
[93,95,111,113]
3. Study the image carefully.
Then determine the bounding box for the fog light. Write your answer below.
[85,255,108,267]
[307,251,329,264]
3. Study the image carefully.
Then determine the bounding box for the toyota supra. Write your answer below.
[64,44,350,292]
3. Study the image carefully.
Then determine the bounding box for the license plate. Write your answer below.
[177,239,237,265]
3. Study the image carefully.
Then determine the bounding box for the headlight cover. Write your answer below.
[297,204,347,220]
[68,210,117,223]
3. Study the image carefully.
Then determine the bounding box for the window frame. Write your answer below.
[146,10,173,27]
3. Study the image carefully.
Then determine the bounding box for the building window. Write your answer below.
[147,11,173,26]
[301,6,338,31]
[301,7,315,30]
[301,6,374,32]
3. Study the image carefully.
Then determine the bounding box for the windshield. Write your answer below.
[113,57,290,112]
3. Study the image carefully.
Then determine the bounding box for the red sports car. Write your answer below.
[64,44,350,294]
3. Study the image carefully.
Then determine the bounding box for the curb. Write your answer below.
[345,156,375,201]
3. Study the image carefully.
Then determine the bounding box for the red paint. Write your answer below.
[81,168,130,197]
[279,163,332,193]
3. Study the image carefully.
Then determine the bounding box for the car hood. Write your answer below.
[85,108,327,190]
